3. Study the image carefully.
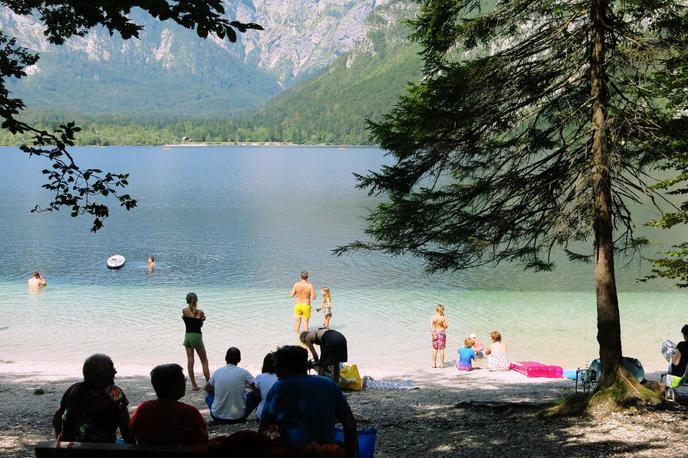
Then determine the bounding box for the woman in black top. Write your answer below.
[182,292,210,390]
[300,328,348,383]
[670,324,688,377]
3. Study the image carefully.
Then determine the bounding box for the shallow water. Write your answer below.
[0,146,684,377]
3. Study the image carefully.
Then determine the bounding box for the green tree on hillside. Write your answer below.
[0,1,260,231]
[339,0,688,407]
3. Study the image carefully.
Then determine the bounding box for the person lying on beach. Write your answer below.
[300,328,348,383]
[485,330,510,371]
[457,338,477,371]
[316,287,333,328]
[431,304,448,368]
[130,363,207,446]
[259,345,358,458]
[53,354,134,443]
[204,347,259,424]
[182,292,210,391]
[28,271,46,289]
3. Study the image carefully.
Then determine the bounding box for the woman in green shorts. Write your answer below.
[182,292,210,390]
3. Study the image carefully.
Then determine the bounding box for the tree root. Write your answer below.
[548,367,663,417]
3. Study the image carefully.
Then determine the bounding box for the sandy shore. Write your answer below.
[2,366,688,457]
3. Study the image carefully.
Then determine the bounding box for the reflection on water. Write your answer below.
[0,146,685,376]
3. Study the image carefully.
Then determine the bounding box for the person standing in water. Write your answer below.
[182,293,210,390]
[290,271,316,333]
[28,271,47,290]
[148,256,155,271]
[316,287,333,328]
[430,304,448,368]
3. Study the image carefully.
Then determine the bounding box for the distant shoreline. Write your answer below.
[0,142,377,149]
[160,142,374,148]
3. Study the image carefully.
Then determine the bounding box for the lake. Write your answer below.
[0,145,684,378]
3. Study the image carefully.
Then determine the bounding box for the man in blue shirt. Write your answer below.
[258,346,357,458]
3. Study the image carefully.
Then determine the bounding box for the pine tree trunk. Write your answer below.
[590,0,623,388]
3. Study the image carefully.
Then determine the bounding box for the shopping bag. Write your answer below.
[338,364,363,391]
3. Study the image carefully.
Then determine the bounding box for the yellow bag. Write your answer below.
[338,364,363,391]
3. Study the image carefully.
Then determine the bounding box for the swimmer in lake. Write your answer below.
[28,271,47,290]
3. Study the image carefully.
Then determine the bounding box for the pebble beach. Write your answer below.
[2,363,688,457]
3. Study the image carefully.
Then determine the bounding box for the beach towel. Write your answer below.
[363,378,419,390]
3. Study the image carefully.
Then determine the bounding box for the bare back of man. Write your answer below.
[290,271,316,333]
[28,272,47,290]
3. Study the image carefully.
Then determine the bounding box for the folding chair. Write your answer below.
[661,365,688,401]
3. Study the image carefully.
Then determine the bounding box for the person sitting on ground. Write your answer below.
[53,353,133,443]
[300,328,348,382]
[485,330,510,371]
[259,346,357,458]
[130,363,207,445]
[457,337,477,371]
[254,353,278,422]
[469,332,484,358]
[28,271,47,289]
[670,324,688,376]
[205,347,259,424]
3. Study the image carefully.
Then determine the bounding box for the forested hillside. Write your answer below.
[236,2,422,144]
[0,1,421,146]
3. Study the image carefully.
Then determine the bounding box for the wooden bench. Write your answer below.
[35,441,198,457]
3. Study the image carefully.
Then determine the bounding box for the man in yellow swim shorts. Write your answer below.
[290,271,316,333]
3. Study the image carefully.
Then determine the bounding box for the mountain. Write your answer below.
[237,1,422,144]
[0,0,421,145]
[1,0,392,116]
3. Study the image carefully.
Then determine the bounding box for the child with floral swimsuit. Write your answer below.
[430,304,448,368]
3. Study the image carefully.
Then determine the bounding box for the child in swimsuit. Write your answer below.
[469,332,484,358]
[457,337,477,371]
[316,287,333,328]
[430,304,448,368]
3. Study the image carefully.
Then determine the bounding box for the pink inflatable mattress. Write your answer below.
[510,361,563,378]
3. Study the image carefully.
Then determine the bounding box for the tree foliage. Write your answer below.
[339,0,688,393]
[641,26,688,287]
[0,1,261,231]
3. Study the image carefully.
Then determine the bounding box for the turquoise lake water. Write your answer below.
[0,145,685,377]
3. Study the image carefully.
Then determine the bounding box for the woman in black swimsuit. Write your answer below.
[182,292,210,390]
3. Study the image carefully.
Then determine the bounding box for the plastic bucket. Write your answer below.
[335,427,377,458]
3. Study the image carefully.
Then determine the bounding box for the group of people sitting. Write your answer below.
[52,347,358,457]
[456,331,510,372]
[430,304,510,371]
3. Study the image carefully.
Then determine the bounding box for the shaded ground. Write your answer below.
[1,369,686,457]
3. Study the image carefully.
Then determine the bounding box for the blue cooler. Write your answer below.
[335,427,377,458]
